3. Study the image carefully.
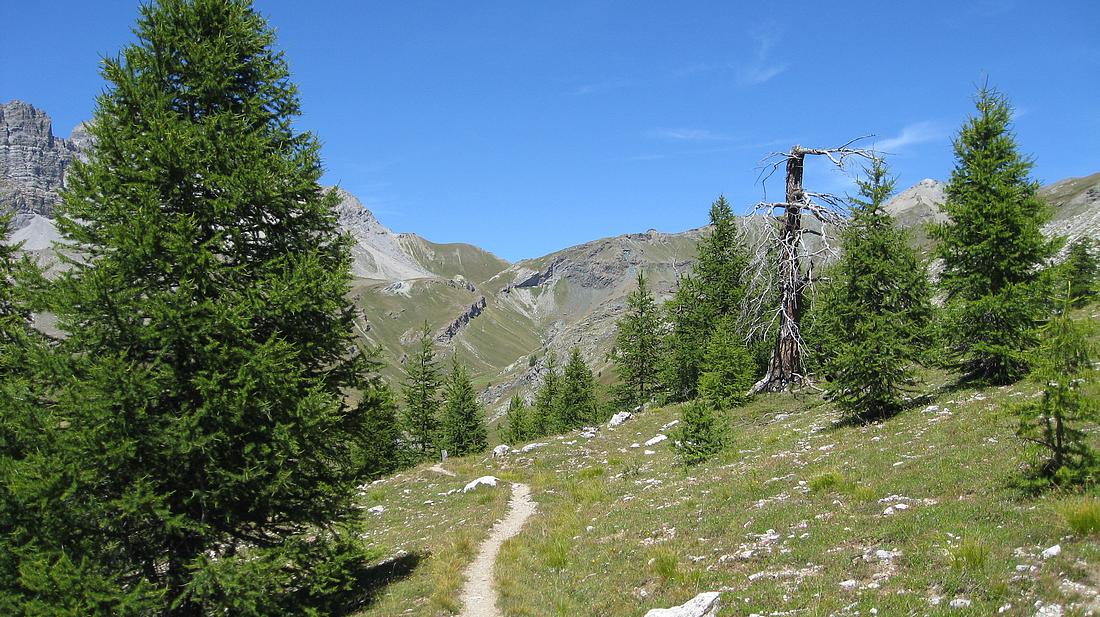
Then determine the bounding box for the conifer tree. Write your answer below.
[698,316,756,410]
[822,157,933,420]
[1064,238,1099,306]
[558,347,599,429]
[672,400,724,466]
[932,86,1056,383]
[499,393,531,444]
[612,272,663,408]
[439,358,488,457]
[660,196,750,402]
[1015,296,1099,487]
[36,1,390,612]
[402,324,442,458]
[530,352,559,437]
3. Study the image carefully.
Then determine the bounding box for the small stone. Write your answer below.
[367,505,385,514]
[839,579,858,590]
[492,444,511,457]
[645,434,668,446]
[1041,544,1061,559]
[949,598,971,609]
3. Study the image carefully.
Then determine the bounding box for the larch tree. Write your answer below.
[558,346,599,429]
[39,0,392,613]
[439,357,488,457]
[402,324,443,459]
[530,352,560,437]
[499,393,531,445]
[932,86,1056,383]
[612,272,663,408]
[1064,238,1099,306]
[820,157,933,421]
[661,195,750,402]
[1015,297,1099,487]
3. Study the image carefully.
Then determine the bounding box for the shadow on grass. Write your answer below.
[331,551,426,616]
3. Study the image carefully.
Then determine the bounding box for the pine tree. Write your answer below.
[660,196,750,402]
[402,324,442,458]
[530,352,559,437]
[1064,238,1099,307]
[34,1,390,612]
[932,86,1056,383]
[612,272,663,408]
[672,400,724,466]
[698,316,756,410]
[1015,296,1099,487]
[439,358,488,457]
[499,393,531,445]
[822,157,933,421]
[558,347,599,429]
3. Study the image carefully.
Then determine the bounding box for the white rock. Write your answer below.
[609,411,633,427]
[997,604,1012,614]
[661,420,681,431]
[894,503,909,511]
[1041,544,1061,559]
[367,505,385,514]
[644,449,657,455]
[520,442,549,453]
[839,579,859,590]
[462,475,499,493]
[645,434,668,446]
[492,444,511,458]
[949,598,971,609]
[883,506,896,516]
[643,591,722,617]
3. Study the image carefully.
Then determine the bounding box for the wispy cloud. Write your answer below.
[647,128,728,141]
[875,121,946,153]
[737,26,788,86]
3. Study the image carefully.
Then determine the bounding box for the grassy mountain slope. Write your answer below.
[353,306,1100,615]
[397,233,511,287]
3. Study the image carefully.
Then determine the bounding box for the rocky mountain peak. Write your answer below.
[1,100,85,226]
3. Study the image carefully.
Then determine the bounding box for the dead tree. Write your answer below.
[746,140,874,394]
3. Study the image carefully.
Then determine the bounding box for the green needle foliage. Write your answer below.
[1063,238,1099,307]
[499,393,532,445]
[932,86,1056,383]
[673,400,725,466]
[1015,296,1099,488]
[18,1,390,613]
[660,196,751,402]
[820,157,933,421]
[439,358,488,457]
[613,272,663,408]
[530,352,560,437]
[558,347,599,429]
[402,324,442,459]
[698,316,756,410]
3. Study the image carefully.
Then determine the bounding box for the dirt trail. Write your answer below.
[458,482,536,617]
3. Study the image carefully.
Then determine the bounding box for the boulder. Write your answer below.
[492,444,511,458]
[608,411,632,427]
[643,592,722,617]
[644,434,668,446]
[463,476,499,493]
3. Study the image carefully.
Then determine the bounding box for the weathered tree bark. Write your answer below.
[751,148,808,393]
[747,140,873,395]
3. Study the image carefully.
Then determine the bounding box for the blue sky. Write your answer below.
[4,1,1099,261]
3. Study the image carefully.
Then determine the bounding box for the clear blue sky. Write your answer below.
[4,1,1099,262]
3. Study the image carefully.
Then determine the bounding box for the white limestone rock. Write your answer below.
[643,591,722,617]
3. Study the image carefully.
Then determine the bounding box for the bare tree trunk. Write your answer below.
[751,148,807,393]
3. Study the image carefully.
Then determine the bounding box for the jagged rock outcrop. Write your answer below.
[436,296,487,343]
[0,100,87,226]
